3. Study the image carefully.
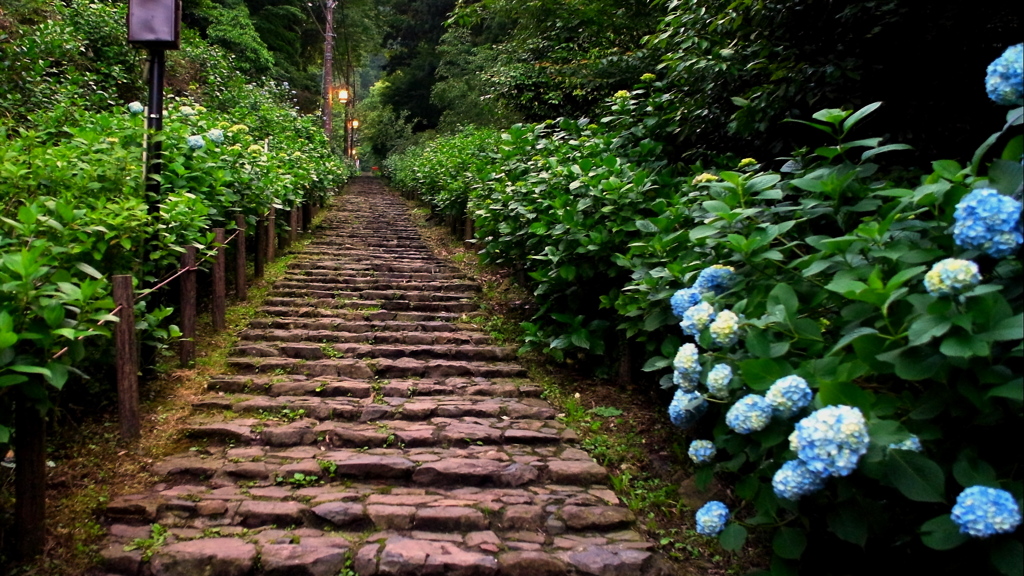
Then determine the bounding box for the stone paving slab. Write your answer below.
[97,177,674,576]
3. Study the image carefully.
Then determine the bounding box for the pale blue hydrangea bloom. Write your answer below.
[952,189,1023,258]
[772,460,827,501]
[765,375,813,419]
[186,135,205,150]
[206,129,225,144]
[179,105,197,116]
[673,343,700,379]
[725,394,773,434]
[706,364,733,398]
[985,44,1024,106]
[694,265,735,295]
[695,501,730,536]
[887,435,923,452]
[670,288,702,319]
[789,405,870,477]
[923,258,981,296]
[668,389,707,430]
[688,440,716,464]
[127,101,144,115]
[673,370,699,393]
[680,302,716,337]
[709,309,740,347]
[951,486,1022,538]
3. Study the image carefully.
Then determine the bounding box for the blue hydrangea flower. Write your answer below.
[705,364,733,398]
[923,258,981,296]
[673,343,700,379]
[952,189,1023,258]
[127,101,144,115]
[887,435,923,452]
[725,394,773,434]
[673,369,698,393]
[695,501,730,536]
[709,309,740,348]
[772,460,827,501]
[951,486,1022,538]
[186,135,205,150]
[985,44,1024,106]
[179,105,197,116]
[206,129,225,144]
[670,288,703,319]
[680,302,716,337]
[668,389,707,430]
[765,375,813,419]
[688,440,716,464]
[694,265,736,295]
[789,405,870,477]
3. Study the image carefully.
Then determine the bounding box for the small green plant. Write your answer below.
[123,523,168,561]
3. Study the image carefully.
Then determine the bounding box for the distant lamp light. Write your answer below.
[351,119,360,129]
[338,88,350,103]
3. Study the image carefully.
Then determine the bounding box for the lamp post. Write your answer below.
[128,0,181,212]
[338,88,349,157]
[349,119,359,159]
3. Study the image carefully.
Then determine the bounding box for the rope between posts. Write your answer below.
[51,304,124,359]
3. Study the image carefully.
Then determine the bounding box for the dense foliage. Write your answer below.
[383,46,1023,571]
[0,0,350,448]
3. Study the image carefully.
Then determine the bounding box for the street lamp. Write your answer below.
[348,119,359,159]
[338,88,350,103]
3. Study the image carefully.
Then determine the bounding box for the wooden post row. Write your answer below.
[235,214,247,301]
[180,246,197,366]
[212,228,226,331]
[254,214,266,279]
[113,275,140,441]
[267,207,276,262]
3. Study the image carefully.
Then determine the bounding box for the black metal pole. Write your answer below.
[146,48,166,212]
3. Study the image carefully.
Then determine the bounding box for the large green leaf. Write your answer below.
[992,539,1024,576]
[827,503,868,547]
[718,523,747,552]
[739,358,790,390]
[772,528,806,560]
[885,450,945,502]
[920,515,969,550]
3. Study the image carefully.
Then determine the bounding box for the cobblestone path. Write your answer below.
[98,178,673,576]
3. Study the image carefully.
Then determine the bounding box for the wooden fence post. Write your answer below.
[213,228,226,331]
[254,214,266,279]
[302,202,312,232]
[180,246,197,366]
[14,390,46,560]
[267,207,276,262]
[234,214,247,301]
[113,275,140,440]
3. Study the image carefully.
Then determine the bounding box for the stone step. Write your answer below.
[290,262,462,275]
[226,357,528,379]
[268,288,475,302]
[231,342,516,363]
[206,375,543,399]
[258,307,468,323]
[186,414,572,449]
[277,278,479,292]
[193,393,558,423]
[246,318,483,334]
[238,328,492,347]
[263,297,479,314]
[286,269,467,281]
[143,445,609,489]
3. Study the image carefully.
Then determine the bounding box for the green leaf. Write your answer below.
[841,101,882,134]
[0,331,17,348]
[570,329,591,350]
[940,333,988,358]
[920,515,969,550]
[861,143,912,162]
[11,365,52,378]
[739,358,790,390]
[987,378,1023,401]
[74,262,103,279]
[908,315,952,346]
[767,283,798,324]
[983,314,1023,341]
[827,503,868,547]
[817,380,872,413]
[952,452,998,488]
[718,523,747,552]
[0,374,29,388]
[689,225,719,241]
[45,362,68,389]
[991,539,1024,576]
[772,527,806,560]
[886,450,945,502]
[641,356,671,372]
[828,327,878,355]
[635,219,658,233]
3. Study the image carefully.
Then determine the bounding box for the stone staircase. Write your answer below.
[97,177,674,576]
